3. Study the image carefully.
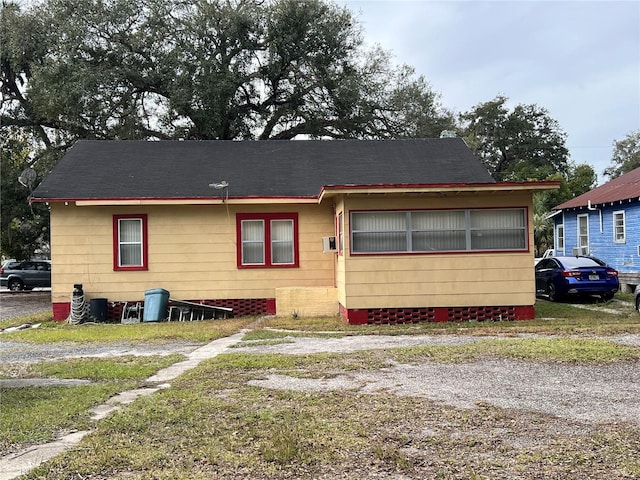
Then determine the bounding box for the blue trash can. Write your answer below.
[143,288,170,322]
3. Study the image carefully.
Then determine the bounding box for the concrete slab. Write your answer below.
[0,431,88,480]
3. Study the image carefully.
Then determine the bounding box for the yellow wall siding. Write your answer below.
[50,189,538,314]
[50,203,336,304]
[340,192,536,309]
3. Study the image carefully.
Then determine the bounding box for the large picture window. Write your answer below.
[351,208,527,254]
[237,213,298,268]
[113,214,148,270]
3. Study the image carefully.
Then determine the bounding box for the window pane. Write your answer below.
[470,209,526,250]
[352,232,407,252]
[470,209,524,229]
[471,229,526,250]
[352,212,407,252]
[271,220,294,264]
[412,210,465,230]
[614,213,625,241]
[242,220,264,264]
[119,219,142,266]
[412,211,466,251]
[578,215,588,247]
[120,244,142,265]
[119,219,141,243]
[412,231,466,251]
[557,225,564,249]
[352,212,405,231]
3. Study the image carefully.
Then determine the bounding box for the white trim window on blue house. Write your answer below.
[613,210,625,243]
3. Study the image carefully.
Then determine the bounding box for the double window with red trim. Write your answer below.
[236,213,299,268]
[113,214,148,270]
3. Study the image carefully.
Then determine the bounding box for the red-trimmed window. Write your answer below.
[237,213,299,268]
[113,214,148,271]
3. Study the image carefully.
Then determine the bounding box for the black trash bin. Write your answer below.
[89,298,108,322]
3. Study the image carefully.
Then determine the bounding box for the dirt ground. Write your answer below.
[0,291,52,321]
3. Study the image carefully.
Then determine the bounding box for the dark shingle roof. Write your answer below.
[31,139,496,201]
[554,166,640,210]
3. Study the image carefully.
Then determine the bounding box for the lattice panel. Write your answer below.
[447,306,516,322]
[366,308,437,325]
[200,298,269,317]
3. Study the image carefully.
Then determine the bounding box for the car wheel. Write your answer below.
[636,296,640,313]
[547,282,560,302]
[601,292,614,301]
[8,279,24,291]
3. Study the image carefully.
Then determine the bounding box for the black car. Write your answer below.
[0,260,51,291]
[535,256,619,302]
[635,284,640,313]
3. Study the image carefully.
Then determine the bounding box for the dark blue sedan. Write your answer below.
[535,256,619,302]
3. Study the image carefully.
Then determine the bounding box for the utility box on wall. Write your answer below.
[322,236,337,253]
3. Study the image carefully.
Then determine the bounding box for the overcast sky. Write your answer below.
[341,0,640,183]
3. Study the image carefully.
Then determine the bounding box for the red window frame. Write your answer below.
[236,213,299,268]
[112,214,148,271]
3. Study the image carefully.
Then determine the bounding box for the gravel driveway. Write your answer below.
[236,333,640,428]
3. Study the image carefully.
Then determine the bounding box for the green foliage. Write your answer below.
[604,129,640,179]
[460,95,569,182]
[1,0,454,144]
[531,163,596,253]
[0,129,51,260]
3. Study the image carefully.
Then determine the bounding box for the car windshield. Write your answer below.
[560,257,603,269]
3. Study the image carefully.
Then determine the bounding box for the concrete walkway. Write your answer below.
[0,330,247,480]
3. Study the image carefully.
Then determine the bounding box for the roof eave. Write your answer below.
[318,181,560,203]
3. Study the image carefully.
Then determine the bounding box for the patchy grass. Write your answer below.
[0,355,183,455]
[252,297,640,339]
[23,351,640,480]
[0,317,255,344]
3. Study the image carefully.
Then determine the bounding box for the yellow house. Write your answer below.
[30,139,558,324]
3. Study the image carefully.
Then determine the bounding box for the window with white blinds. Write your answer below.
[113,215,148,270]
[351,208,527,253]
[237,213,298,267]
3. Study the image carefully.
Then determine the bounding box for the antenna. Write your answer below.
[208,180,229,202]
[18,167,37,191]
[209,181,229,190]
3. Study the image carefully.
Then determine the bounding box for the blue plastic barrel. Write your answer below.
[143,288,170,322]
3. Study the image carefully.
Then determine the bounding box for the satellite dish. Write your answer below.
[18,167,37,190]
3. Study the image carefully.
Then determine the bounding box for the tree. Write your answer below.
[532,163,596,255]
[603,130,640,179]
[0,129,51,260]
[459,95,570,181]
[1,0,455,145]
[1,0,455,259]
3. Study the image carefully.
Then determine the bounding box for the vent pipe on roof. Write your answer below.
[587,200,597,211]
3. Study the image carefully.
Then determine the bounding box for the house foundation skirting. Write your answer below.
[52,298,276,322]
[340,304,535,325]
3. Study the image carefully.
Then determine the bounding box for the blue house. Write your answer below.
[552,166,640,292]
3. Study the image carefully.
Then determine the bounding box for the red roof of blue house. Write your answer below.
[554,166,640,210]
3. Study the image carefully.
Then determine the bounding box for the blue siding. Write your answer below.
[554,199,640,274]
